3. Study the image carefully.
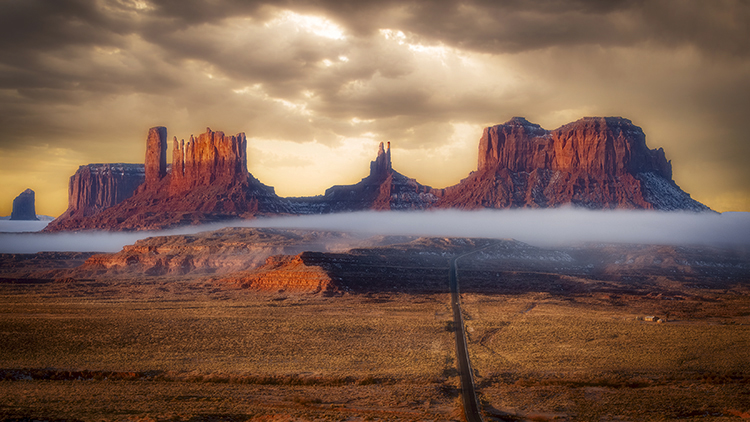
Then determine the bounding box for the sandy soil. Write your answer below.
[462,290,750,421]
[0,279,461,421]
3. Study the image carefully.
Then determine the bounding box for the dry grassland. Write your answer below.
[0,279,461,421]
[461,291,750,421]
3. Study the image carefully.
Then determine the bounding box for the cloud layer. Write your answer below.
[1,0,749,215]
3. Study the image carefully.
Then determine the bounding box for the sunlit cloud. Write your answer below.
[268,10,346,40]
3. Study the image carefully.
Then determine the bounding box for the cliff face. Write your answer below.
[169,128,249,193]
[438,117,709,211]
[43,164,145,229]
[290,142,439,212]
[10,189,38,221]
[68,164,145,216]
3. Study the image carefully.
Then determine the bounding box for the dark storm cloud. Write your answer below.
[138,0,750,56]
[331,0,750,57]
[2,0,746,117]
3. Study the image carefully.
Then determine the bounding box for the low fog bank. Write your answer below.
[0,220,50,233]
[0,209,748,254]
[244,209,750,248]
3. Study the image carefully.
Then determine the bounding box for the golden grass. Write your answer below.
[463,294,750,375]
[461,292,750,421]
[0,283,461,421]
[0,294,455,379]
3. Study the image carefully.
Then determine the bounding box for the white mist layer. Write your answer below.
[0,209,748,254]
[245,209,750,247]
[0,220,50,233]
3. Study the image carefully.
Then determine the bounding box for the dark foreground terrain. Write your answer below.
[1,228,749,421]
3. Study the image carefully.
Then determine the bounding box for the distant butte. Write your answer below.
[44,117,711,232]
[10,188,38,221]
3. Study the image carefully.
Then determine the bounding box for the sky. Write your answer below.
[1,0,749,217]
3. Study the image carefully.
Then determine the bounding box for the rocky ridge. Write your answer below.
[75,228,411,278]
[7,228,746,296]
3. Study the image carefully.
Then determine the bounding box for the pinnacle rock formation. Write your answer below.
[145,126,167,186]
[168,128,249,193]
[10,188,38,220]
[289,141,438,212]
[436,117,710,211]
[45,127,291,232]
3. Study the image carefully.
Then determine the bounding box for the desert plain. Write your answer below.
[0,228,749,421]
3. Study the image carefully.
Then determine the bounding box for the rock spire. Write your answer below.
[145,126,168,186]
[369,141,392,179]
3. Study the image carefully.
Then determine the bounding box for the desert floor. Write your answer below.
[1,267,749,421]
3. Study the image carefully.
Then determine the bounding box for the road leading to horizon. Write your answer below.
[450,250,485,422]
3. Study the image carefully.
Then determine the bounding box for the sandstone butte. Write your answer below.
[435,117,709,211]
[44,117,710,232]
[10,188,38,221]
[44,127,290,232]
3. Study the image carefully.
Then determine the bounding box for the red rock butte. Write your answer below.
[436,117,708,211]
[44,117,710,232]
[45,127,287,232]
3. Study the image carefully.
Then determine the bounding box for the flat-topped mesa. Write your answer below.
[439,116,709,211]
[478,116,672,179]
[170,127,249,192]
[42,163,145,230]
[45,126,287,232]
[368,141,392,181]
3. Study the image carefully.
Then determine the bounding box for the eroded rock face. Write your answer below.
[10,189,38,220]
[170,128,248,193]
[68,164,145,216]
[478,117,671,177]
[370,141,392,180]
[44,164,145,230]
[220,254,339,294]
[438,117,709,211]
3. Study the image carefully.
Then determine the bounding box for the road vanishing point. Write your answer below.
[450,245,495,422]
